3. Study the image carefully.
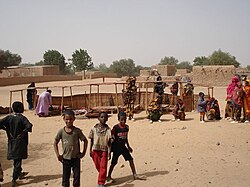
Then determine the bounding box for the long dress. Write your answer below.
[243,82,250,119]
[35,91,52,116]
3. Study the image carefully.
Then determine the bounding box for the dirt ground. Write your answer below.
[0,78,250,187]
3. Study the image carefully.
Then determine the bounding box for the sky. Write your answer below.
[0,0,249,67]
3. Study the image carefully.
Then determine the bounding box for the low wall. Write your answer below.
[49,92,196,112]
[0,75,82,86]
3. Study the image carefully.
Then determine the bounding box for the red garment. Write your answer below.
[92,150,108,185]
[232,86,243,106]
[226,76,240,100]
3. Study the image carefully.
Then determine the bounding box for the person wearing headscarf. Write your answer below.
[172,99,185,121]
[231,82,243,123]
[243,80,250,123]
[26,82,37,110]
[35,89,52,117]
[225,76,240,119]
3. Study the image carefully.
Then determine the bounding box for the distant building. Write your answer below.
[140,65,176,77]
[0,65,60,77]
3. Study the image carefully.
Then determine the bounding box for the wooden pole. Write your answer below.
[61,87,64,114]
[153,82,155,99]
[146,82,148,113]
[97,85,100,106]
[21,90,24,105]
[115,83,118,108]
[179,82,183,100]
[70,86,73,108]
[9,91,12,113]
[138,86,141,107]
[84,91,87,108]
[89,85,92,110]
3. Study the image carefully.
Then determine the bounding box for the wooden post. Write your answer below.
[115,83,118,108]
[61,87,64,114]
[97,85,100,106]
[138,86,141,106]
[153,82,155,99]
[179,82,183,100]
[9,91,12,113]
[146,82,148,113]
[84,91,87,108]
[208,87,213,98]
[21,90,24,105]
[89,85,92,110]
[70,86,73,108]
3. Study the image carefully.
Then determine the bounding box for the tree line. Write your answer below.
[0,48,249,77]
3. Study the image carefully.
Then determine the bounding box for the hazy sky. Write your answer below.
[0,0,249,67]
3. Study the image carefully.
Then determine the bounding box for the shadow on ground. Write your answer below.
[2,174,61,187]
[106,170,169,187]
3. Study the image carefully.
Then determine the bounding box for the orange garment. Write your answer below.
[243,83,250,116]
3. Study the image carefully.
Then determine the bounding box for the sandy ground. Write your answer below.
[1,79,250,187]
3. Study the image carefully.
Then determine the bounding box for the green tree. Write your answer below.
[247,65,250,71]
[176,61,193,71]
[94,63,110,73]
[193,49,240,67]
[70,49,93,72]
[193,56,210,66]
[43,50,66,73]
[209,49,240,67]
[109,59,138,77]
[35,60,44,66]
[159,56,178,65]
[0,49,22,71]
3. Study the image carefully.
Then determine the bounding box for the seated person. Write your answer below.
[206,97,221,120]
[172,99,185,121]
[147,96,162,123]
[183,81,194,96]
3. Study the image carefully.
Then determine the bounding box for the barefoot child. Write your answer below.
[0,101,32,187]
[89,112,112,187]
[54,109,88,187]
[107,111,144,182]
[197,92,207,123]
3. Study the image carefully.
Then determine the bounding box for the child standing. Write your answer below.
[0,101,32,187]
[54,109,88,187]
[89,112,112,187]
[197,92,207,123]
[107,111,144,182]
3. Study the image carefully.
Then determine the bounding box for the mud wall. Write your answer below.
[192,65,236,86]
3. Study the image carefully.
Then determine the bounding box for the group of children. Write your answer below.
[0,102,143,187]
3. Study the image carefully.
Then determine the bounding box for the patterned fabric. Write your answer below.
[172,99,185,120]
[122,77,137,120]
[243,81,250,117]
[147,97,162,121]
[206,97,221,120]
[89,124,111,151]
